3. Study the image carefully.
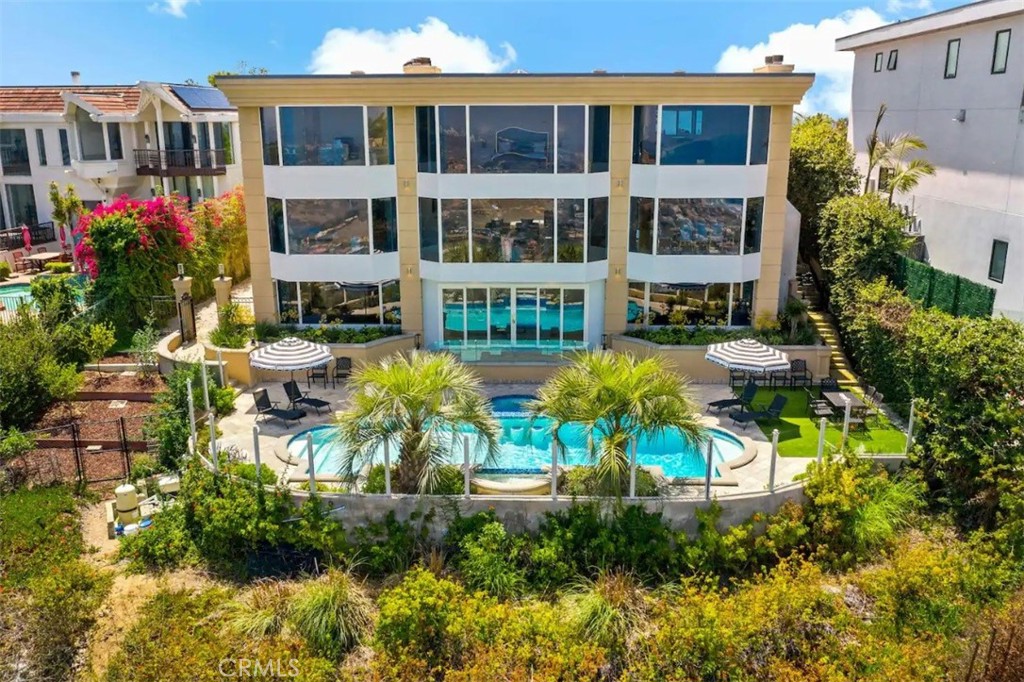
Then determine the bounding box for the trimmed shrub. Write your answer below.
[287,570,374,660]
[44,261,73,274]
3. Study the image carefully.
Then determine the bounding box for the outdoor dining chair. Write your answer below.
[332,357,352,387]
[307,365,329,389]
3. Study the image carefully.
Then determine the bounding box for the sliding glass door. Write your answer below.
[440,285,585,348]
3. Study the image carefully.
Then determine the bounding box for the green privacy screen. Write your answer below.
[895,256,995,318]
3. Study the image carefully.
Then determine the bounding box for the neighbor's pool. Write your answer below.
[0,276,88,310]
[287,395,744,480]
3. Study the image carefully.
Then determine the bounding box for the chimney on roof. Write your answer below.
[350,70,365,75]
[754,55,794,74]
[402,57,441,74]
[70,71,81,85]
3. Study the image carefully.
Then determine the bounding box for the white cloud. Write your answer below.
[715,8,887,117]
[886,0,934,16]
[148,0,198,19]
[309,17,516,74]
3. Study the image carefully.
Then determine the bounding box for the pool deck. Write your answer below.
[214,381,812,497]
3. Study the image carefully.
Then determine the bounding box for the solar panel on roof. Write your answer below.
[169,85,233,110]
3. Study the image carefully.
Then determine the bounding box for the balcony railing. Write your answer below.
[0,222,55,251]
[133,148,228,177]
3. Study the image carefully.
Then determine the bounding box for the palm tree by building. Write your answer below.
[530,350,706,497]
[863,103,936,203]
[334,351,500,494]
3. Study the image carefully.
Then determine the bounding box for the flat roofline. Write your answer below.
[837,0,1022,50]
[217,71,814,81]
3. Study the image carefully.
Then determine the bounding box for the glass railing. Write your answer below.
[432,341,590,362]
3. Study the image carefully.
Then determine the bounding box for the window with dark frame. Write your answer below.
[988,240,1008,283]
[874,52,883,72]
[35,129,47,166]
[945,39,960,78]
[992,29,1011,74]
[887,49,899,70]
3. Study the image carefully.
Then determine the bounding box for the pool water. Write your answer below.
[0,283,33,307]
[288,401,743,480]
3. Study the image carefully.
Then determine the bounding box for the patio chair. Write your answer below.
[36,246,46,253]
[728,369,746,388]
[707,380,757,413]
[806,388,835,420]
[730,394,788,430]
[818,377,839,397]
[283,380,331,416]
[11,251,27,273]
[867,391,885,424]
[253,388,304,425]
[787,359,813,388]
[332,357,352,387]
[307,364,329,389]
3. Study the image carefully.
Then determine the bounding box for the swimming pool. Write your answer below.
[0,283,33,307]
[287,398,744,480]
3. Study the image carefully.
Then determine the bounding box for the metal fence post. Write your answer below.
[216,349,226,387]
[72,422,83,485]
[252,425,261,476]
[817,417,828,464]
[768,428,779,492]
[704,439,714,501]
[463,435,471,499]
[904,399,916,455]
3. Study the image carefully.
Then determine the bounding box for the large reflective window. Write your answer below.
[588,197,609,262]
[75,108,105,161]
[371,197,398,253]
[276,280,298,322]
[469,106,554,173]
[416,106,437,172]
[516,288,539,344]
[632,106,658,164]
[660,105,749,166]
[472,199,554,263]
[0,129,30,175]
[261,107,279,165]
[557,106,585,173]
[563,289,585,344]
[267,198,285,254]
[588,106,610,172]
[6,184,37,225]
[439,106,467,173]
[367,107,394,165]
[441,199,469,263]
[648,283,721,325]
[657,198,742,255]
[730,281,755,326]
[382,280,401,324]
[279,106,365,166]
[442,288,464,345]
[418,197,439,262]
[539,288,561,344]
[107,124,123,160]
[629,196,654,254]
[286,199,369,254]
[489,289,512,344]
[750,106,770,165]
[627,281,646,327]
[556,198,585,263]
[466,288,488,344]
[744,197,763,255]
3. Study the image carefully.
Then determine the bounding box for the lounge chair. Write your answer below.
[284,380,331,415]
[707,381,757,413]
[731,394,788,429]
[253,388,304,424]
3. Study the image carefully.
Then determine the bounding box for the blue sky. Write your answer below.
[0,0,960,115]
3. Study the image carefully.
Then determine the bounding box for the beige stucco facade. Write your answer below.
[220,70,812,345]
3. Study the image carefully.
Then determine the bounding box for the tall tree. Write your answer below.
[787,114,860,258]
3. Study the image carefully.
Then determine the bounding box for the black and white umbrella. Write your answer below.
[705,338,790,374]
[249,337,333,379]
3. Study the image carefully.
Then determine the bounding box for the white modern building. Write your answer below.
[837,0,1024,320]
[0,77,241,254]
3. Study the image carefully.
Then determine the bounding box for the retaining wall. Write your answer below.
[289,484,807,540]
[608,336,832,383]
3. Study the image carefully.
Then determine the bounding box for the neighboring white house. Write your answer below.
[0,76,241,255]
[837,0,1024,321]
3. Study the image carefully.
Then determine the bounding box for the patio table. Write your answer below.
[822,391,867,416]
[24,251,61,272]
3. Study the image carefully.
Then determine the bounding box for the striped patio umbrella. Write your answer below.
[249,337,333,378]
[705,338,790,374]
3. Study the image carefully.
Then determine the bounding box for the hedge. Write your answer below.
[894,256,995,318]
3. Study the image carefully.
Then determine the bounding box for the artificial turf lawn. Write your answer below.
[736,387,908,457]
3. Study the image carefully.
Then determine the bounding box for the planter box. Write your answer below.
[76,391,156,402]
[608,335,832,384]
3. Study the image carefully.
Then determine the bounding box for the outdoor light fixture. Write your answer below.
[177,263,185,278]
[144,134,150,144]
[953,109,966,123]
[218,264,225,279]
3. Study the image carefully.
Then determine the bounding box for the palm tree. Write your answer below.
[879,133,936,204]
[530,350,706,496]
[335,352,500,494]
[863,104,888,194]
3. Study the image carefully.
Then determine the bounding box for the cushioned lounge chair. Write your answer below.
[707,381,757,413]
[284,380,331,415]
[254,388,304,424]
[731,394,788,429]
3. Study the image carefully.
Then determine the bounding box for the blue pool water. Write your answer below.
[444,300,584,333]
[288,402,743,480]
[0,276,88,310]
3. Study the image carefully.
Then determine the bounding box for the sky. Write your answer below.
[0,0,962,117]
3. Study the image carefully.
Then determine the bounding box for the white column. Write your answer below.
[207,121,216,168]
[191,121,201,170]
[383,440,392,496]
[216,349,225,386]
[816,417,828,463]
[154,103,166,171]
[768,428,779,491]
[101,121,112,161]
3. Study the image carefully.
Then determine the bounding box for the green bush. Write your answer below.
[351,510,430,577]
[255,323,402,344]
[82,322,116,365]
[287,569,374,660]
[118,504,197,572]
[559,465,660,497]
[209,301,252,349]
[0,261,10,280]
[0,309,79,428]
[128,453,165,481]
[44,261,73,274]
[458,521,526,599]
[363,462,463,495]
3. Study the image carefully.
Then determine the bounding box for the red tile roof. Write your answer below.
[0,85,139,114]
